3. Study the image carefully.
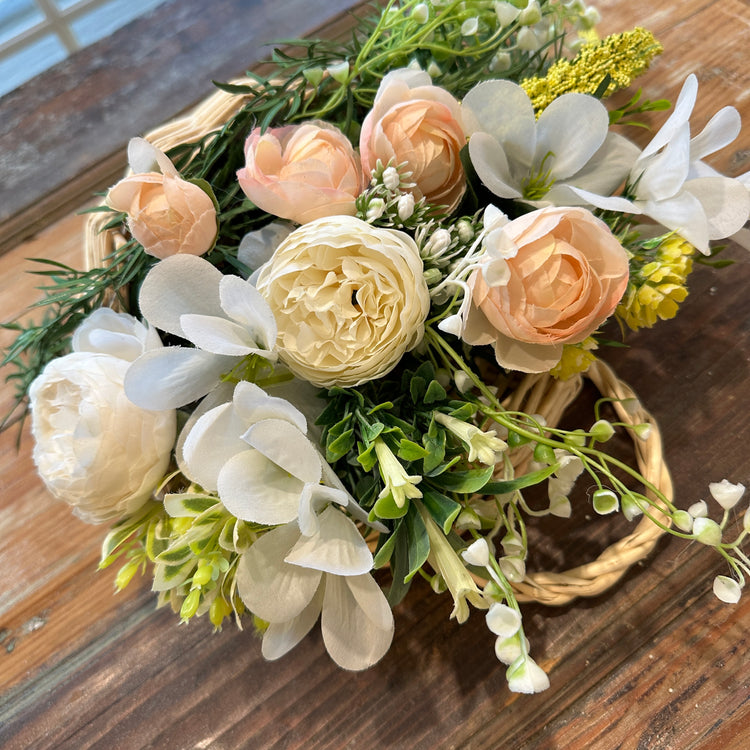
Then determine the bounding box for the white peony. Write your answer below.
[28,309,176,524]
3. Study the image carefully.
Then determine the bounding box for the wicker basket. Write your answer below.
[84,83,673,609]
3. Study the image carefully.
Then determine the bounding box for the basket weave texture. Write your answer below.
[84,82,673,608]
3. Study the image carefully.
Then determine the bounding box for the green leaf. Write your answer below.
[361,419,385,443]
[163,493,218,518]
[373,521,402,568]
[397,438,429,462]
[327,427,355,462]
[449,402,475,421]
[423,421,446,473]
[403,505,430,582]
[421,489,461,535]
[482,463,559,495]
[430,465,494,494]
[386,525,412,607]
[357,441,378,472]
[371,492,409,520]
[424,379,447,404]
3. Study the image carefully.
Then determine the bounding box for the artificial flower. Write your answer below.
[124,254,277,410]
[237,121,364,224]
[360,68,467,212]
[107,137,218,258]
[28,309,175,523]
[463,79,639,206]
[455,206,629,372]
[255,215,430,387]
[236,502,394,670]
[570,75,750,254]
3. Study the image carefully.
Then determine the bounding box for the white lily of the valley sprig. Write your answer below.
[462,79,639,207]
[236,490,394,670]
[570,74,750,254]
[124,254,277,410]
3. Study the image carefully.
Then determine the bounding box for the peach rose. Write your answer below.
[237,121,363,224]
[360,69,466,212]
[459,206,629,373]
[107,139,217,259]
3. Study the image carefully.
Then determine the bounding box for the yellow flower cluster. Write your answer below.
[520,28,663,112]
[551,337,599,380]
[617,236,695,330]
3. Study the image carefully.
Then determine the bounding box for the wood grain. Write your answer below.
[2,1,750,749]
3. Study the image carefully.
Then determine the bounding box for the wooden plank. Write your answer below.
[0,0,365,255]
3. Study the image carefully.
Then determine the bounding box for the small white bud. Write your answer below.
[744,506,750,534]
[582,6,602,27]
[382,166,400,191]
[592,489,619,515]
[495,1,521,27]
[494,632,527,665]
[366,198,386,221]
[454,370,473,393]
[486,603,522,638]
[455,506,482,531]
[632,423,652,441]
[506,654,550,694]
[688,500,708,518]
[407,58,423,71]
[692,517,722,547]
[462,538,491,567]
[425,228,452,256]
[427,60,442,79]
[518,1,542,26]
[708,479,746,510]
[397,192,415,221]
[461,17,479,36]
[302,67,324,87]
[621,494,643,521]
[499,555,525,582]
[489,51,513,72]
[517,26,540,51]
[590,419,615,443]
[672,510,693,533]
[456,219,474,243]
[713,575,742,604]
[411,2,429,24]
[327,61,349,84]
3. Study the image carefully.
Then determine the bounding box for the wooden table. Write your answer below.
[1,1,749,747]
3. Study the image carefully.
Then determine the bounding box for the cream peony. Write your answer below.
[28,309,176,524]
[458,206,629,373]
[237,121,364,225]
[360,69,467,212]
[107,138,217,259]
[255,215,431,387]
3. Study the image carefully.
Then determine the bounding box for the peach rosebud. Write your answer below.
[237,121,363,224]
[107,138,217,259]
[460,206,629,373]
[360,69,467,213]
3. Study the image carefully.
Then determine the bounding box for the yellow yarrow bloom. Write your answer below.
[617,235,695,331]
[550,337,599,380]
[521,28,662,113]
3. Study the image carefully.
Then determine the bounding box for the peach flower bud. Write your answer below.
[360,69,467,213]
[107,139,217,259]
[237,121,363,225]
[459,206,629,373]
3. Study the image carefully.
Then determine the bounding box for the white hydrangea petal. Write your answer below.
[218,448,303,524]
[468,133,523,199]
[684,176,750,240]
[320,574,394,670]
[690,106,742,162]
[285,505,373,575]
[219,274,277,350]
[181,401,247,490]
[235,522,322,622]
[261,586,325,660]
[139,255,224,337]
[179,313,271,357]
[535,93,609,180]
[463,80,536,164]
[640,74,698,160]
[242,419,322,483]
[124,347,236,410]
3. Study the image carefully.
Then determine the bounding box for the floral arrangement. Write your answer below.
[4,0,750,694]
